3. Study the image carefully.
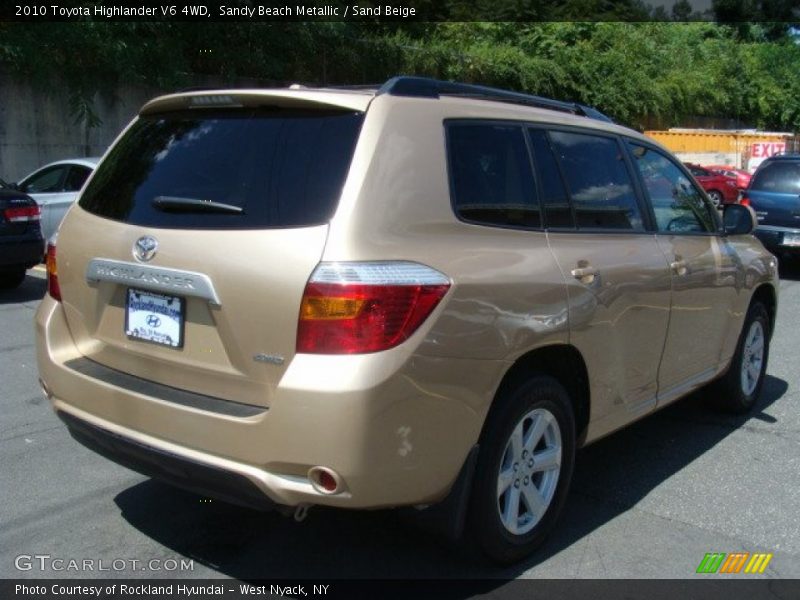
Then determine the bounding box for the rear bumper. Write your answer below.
[36,295,505,510]
[754,225,800,254]
[57,410,277,511]
[0,236,44,269]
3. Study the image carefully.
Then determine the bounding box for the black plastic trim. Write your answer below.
[0,237,44,268]
[400,444,479,542]
[57,410,276,511]
[64,357,266,418]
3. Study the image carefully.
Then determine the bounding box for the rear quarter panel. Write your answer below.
[322,95,572,447]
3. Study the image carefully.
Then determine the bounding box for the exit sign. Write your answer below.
[751,142,786,158]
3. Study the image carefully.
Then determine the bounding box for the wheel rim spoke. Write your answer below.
[748,362,760,381]
[497,467,514,498]
[502,486,522,533]
[522,484,547,520]
[532,446,560,473]
[525,412,549,452]
[510,422,524,461]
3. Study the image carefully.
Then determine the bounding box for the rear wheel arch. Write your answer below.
[484,345,590,446]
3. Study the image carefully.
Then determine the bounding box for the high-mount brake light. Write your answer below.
[297,262,450,354]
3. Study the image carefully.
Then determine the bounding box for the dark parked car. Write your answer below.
[0,179,44,289]
[742,154,800,257]
[683,163,740,207]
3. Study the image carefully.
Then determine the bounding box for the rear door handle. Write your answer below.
[670,260,688,276]
[570,265,597,284]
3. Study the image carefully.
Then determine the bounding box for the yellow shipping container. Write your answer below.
[644,129,797,171]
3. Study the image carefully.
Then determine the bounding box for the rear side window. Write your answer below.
[65,166,92,192]
[80,109,363,229]
[548,131,644,231]
[751,161,800,194]
[447,123,540,229]
[528,129,573,228]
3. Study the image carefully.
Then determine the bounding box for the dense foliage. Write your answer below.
[1,20,799,132]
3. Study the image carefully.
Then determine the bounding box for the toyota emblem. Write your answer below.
[133,236,158,262]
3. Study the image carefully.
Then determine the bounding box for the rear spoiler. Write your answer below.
[140,89,372,116]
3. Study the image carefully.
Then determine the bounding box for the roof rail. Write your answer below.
[178,86,227,93]
[323,83,382,90]
[376,76,613,123]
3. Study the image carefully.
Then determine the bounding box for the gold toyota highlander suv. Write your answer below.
[36,77,778,563]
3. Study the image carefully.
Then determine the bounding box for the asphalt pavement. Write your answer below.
[2,264,799,584]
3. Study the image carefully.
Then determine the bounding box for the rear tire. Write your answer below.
[0,269,26,290]
[707,190,723,208]
[709,301,770,414]
[469,375,576,564]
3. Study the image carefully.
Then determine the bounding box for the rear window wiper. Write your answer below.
[152,196,243,214]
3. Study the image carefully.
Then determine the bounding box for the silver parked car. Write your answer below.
[12,158,99,241]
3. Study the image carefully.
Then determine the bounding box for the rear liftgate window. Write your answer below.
[750,161,800,194]
[80,109,364,229]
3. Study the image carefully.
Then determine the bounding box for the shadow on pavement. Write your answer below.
[113,375,788,586]
[0,272,46,304]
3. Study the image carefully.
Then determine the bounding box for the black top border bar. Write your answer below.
[3,0,799,23]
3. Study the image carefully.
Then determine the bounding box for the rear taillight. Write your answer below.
[740,196,751,207]
[3,205,40,222]
[297,262,450,354]
[46,242,61,302]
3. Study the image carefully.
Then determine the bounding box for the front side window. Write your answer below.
[548,131,644,231]
[687,165,710,177]
[629,143,716,233]
[447,123,540,229]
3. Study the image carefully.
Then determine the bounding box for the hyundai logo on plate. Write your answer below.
[146,315,162,328]
[133,236,158,262]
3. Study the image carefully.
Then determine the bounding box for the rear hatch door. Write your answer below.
[56,94,365,408]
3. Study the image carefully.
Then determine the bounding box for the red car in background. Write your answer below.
[683,163,740,207]
[705,165,752,190]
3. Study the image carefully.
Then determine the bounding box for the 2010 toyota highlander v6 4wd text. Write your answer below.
[36,77,778,563]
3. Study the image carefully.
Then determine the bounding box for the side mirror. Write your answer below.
[723,203,757,235]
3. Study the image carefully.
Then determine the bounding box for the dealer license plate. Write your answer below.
[125,289,185,348]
